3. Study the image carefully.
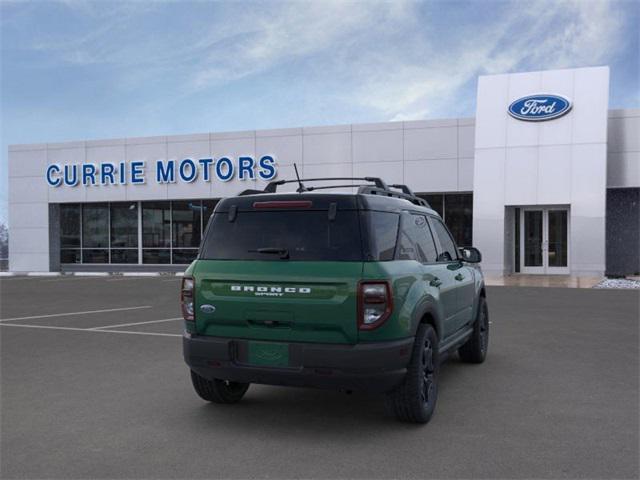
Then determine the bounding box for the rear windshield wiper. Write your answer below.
[248,247,290,260]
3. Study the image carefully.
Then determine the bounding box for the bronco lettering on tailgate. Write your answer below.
[230,285,312,297]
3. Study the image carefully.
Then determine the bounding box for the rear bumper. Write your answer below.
[183,334,414,393]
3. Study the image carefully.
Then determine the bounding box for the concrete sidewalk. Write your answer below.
[484,274,602,288]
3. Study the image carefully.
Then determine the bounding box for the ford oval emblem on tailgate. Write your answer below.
[200,304,216,314]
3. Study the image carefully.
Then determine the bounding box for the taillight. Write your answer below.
[358,281,393,330]
[181,277,195,321]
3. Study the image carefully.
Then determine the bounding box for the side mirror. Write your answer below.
[459,247,482,263]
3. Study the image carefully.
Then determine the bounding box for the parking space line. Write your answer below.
[0,323,181,337]
[90,317,182,330]
[0,306,152,322]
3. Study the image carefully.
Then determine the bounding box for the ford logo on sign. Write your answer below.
[508,94,572,121]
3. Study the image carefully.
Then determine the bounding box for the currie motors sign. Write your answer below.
[45,155,277,187]
[508,94,572,121]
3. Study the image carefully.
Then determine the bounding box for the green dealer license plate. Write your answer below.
[247,341,289,367]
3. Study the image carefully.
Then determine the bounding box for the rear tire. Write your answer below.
[190,370,250,404]
[385,324,439,424]
[458,296,489,363]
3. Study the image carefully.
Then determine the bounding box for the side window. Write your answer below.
[396,214,438,263]
[396,230,417,261]
[430,217,458,262]
[365,211,399,261]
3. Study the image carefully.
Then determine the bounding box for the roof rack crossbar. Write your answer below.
[254,176,431,208]
[358,186,430,208]
[389,184,416,196]
[305,184,369,192]
[264,177,388,193]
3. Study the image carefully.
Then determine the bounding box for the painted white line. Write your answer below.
[42,276,106,283]
[0,306,152,322]
[0,323,180,337]
[90,317,182,330]
[0,272,16,277]
[27,272,61,277]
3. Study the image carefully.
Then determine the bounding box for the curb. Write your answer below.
[71,272,110,277]
[121,272,163,277]
[2,271,186,277]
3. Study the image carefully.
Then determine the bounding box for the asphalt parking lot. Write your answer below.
[1,276,638,479]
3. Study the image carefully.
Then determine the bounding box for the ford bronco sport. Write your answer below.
[182,177,488,423]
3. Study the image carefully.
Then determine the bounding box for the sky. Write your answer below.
[1,0,638,225]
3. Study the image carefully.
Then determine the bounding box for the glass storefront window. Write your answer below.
[444,194,473,247]
[172,201,202,248]
[417,193,473,247]
[111,249,138,264]
[60,204,81,263]
[143,249,170,264]
[82,204,109,248]
[172,248,199,264]
[421,194,444,218]
[60,249,81,263]
[142,202,171,248]
[82,249,109,264]
[59,199,221,265]
[60,204,81,248]
[547,210,568,267]
[111,203,138,248]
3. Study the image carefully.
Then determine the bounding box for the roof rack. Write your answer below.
[358,183,431,208]
[240,177,431,208]
[263,177,388,193]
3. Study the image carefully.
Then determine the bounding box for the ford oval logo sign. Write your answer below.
[508,94,572,121]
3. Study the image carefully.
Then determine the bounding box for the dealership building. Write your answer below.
[7,66,640,276]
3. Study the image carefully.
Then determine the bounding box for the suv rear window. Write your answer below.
[201,210,363,261]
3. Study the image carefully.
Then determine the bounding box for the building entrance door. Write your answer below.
[519,208,569,274]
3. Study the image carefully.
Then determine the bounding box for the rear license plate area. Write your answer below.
[247,341,290,367]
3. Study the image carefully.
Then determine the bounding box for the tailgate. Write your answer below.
[194,260,362,344]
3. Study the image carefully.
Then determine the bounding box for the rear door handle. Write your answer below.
[455,273,464,281]
[429,277,442,287]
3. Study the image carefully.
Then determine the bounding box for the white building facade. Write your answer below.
[8,66,640,276]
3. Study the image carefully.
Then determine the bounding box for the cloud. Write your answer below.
[189,1,415,91]
[12,0,419,115]
[3,0,632,122]
[349,0,626,121]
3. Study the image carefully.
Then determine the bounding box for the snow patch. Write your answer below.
[593,279,640,289]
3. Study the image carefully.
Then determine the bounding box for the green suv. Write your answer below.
[182,177,488,423]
